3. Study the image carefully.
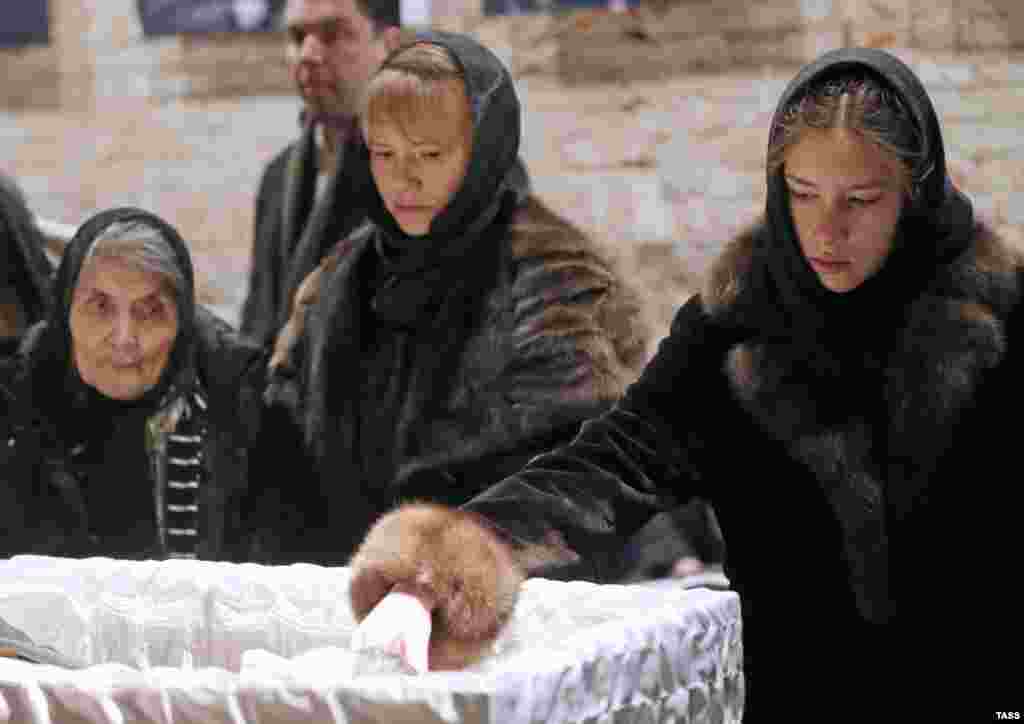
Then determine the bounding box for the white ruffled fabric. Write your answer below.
[0,555,743,723]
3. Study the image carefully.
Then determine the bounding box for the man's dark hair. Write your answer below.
[355,0,400,31]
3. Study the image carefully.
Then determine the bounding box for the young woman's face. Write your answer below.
[784,127,907,293]
[69,256,178,400]
[365,81,473,236]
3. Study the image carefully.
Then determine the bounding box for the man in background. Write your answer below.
[240,0,403,345]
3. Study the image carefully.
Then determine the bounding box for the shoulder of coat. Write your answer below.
[700,223,761,316]
[963,220,1023,276]
[506,196,619,287]
[504,196,652,385]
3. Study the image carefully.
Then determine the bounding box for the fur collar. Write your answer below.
[699,222,1021,621]
[703,223,1021,438]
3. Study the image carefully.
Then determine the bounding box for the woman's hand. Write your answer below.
[348,503,524,671]
[350,583,435,673]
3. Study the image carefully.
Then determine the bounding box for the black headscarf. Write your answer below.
[307,32,530,496]
[26,207,197,442]
[354,30,530,285]
[734,48,974,361]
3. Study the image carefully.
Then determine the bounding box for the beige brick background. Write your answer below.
[2,0,1023,344]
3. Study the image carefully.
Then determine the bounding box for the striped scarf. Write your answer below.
[147,389,209,559]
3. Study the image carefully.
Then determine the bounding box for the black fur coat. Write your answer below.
[454,219,1024,713]
[346,47,1020,714]
[266,196,649,563]
[259,31,653,565]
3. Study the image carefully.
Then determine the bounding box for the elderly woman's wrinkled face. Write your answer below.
[784,127,907,293]
[70,256,178,400]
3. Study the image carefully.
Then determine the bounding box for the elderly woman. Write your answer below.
[1,207,272,560]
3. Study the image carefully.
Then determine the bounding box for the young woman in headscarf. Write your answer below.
[344,48,1023,713]
[259,31,694,568]
[1,207,277,561]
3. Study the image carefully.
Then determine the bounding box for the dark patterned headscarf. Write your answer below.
[25,207,197,441]
[729,48,974,357]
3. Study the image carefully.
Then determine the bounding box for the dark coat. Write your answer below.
[271,195,650,564]
[0,208,275,562]
[465,220,1023,709]
[347,47,1019,716]
[1,171,52,357]
[240,121,372,347]
[256,31,656,566]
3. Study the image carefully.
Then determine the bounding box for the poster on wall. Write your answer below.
[137,0,287,36]
[0,1,50,48]
[483,0,541,15]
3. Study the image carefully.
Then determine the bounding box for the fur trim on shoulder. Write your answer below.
[938,221,1024,315]
[505,196,651,399]
[967,221,1022,273]
[268,236,357,373]
[724,221,1021,423]
[701,219,1022,317]
[709,220,1021,621]
[349,502,524,671]
[700,224,759,316]
[0,290,27,339]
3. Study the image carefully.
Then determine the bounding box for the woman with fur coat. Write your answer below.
[347,48,1022,716]
[258,31,719,567]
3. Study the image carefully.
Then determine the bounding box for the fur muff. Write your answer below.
[349,502,525,671]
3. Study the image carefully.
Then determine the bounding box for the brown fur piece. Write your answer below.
[268,239,352,372]
[508,197,652,398]
[0,288,27,339]
[349,502,525,671]
[701,223,759,315]
[511,528,581,574]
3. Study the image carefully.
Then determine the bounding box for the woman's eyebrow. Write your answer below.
[785,174,887,191]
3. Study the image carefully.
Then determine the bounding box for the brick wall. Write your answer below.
[2,0,1022,335]
[556,0,1024,84]
[1,0,297,314]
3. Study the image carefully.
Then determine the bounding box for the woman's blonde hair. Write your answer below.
[767,74,931,198]
[361,42,472,149]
